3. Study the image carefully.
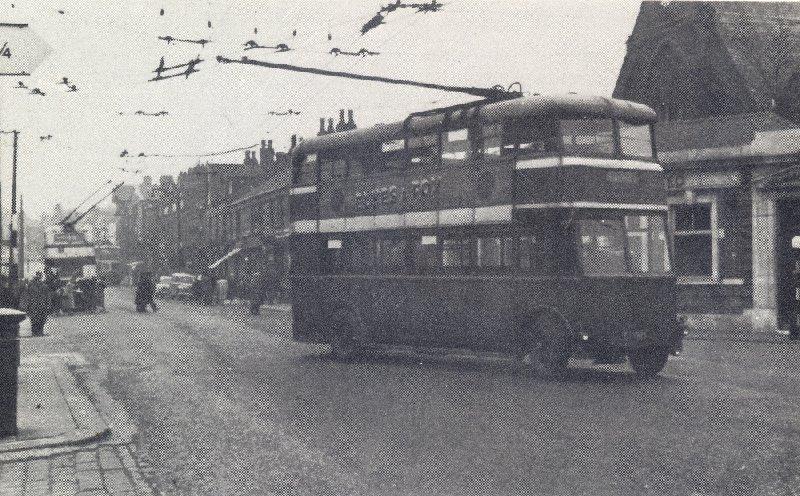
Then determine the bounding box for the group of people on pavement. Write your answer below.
[133,255,283,316]
[0,268,107,337]
[44,269,107,316]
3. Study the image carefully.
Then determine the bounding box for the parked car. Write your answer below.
[155,275,173,298]
[170,273,197,300]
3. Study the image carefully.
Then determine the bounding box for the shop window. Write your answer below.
[672,202,715,278]
[560,118,615,157]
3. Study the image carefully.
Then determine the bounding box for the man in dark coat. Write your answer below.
[20,273,51,337]
[249,271,266,315]
[135,272,157,312]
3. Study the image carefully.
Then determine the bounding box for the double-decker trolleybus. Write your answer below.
[288,93,682,377]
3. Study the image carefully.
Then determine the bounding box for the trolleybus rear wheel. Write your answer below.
[518,311,571,377]
[329,309,361,361]
[627,347,670,378]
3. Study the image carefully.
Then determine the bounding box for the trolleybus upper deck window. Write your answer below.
[504,118,559,158]
[319,150,348,182]
[293,153,317,185]
[618,121,654,160]
[380,139,406,172]
[442,128,470,165]
[407,133,439,168]
[560,118,614,157]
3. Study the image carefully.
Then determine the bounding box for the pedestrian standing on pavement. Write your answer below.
[202,270,215,305]
[61,278,77,314]
[95,277,106,312]
[249,270,265,315]
[265,255,279,305]
[19,272,51,337]
[135,272,157,312]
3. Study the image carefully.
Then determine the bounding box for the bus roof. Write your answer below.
[294,94,657,155]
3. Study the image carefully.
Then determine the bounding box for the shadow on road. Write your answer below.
[297,348,679,385]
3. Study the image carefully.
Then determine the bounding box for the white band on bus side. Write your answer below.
[291,202,666,233]
[516,202,669,211]
[290,186,318,195]
[516,156,663,172]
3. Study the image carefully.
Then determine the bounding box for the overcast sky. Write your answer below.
[0,0,642,217]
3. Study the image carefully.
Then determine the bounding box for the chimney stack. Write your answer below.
[335,109,346,132]
[318,117,326,136]
[290,134,297,149]
[327,118,335,134]
[260,139,275,168]
[346,109,356,130]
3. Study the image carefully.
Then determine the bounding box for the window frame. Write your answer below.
[669,195,718,283]
[557,116,617,159]
[617,121,656,161]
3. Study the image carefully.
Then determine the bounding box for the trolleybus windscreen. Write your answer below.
[619,122,654,160]
[578,215,671,275]
[560,118,614,157]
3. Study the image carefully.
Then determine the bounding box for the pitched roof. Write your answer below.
[615,1,800,118]
[713,1,800,104]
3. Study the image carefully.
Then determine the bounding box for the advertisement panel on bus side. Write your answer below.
[316,159,514,220]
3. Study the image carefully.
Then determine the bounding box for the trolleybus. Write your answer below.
[288,94,682,377]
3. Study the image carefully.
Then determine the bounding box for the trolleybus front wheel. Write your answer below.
[518,311,571,377]
[329,308,362,361]
[627,347,670,378]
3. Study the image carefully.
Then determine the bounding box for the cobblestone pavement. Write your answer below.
[0,444,156,496]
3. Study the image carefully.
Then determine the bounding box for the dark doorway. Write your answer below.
[777,199,800,339]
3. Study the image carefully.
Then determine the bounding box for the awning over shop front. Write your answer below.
[208,247,241,269]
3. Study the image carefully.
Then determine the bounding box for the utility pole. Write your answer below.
[17,196,23,280]
[175,183,183,270]
[8,130,18,283]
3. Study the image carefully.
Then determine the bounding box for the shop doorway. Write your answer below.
[778,199,800,339]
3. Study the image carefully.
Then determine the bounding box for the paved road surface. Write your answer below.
[24,287,800,495]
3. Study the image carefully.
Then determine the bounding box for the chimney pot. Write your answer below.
[327,118,335,134]
[347,109,356,130]
[259,138,274,168]
[319,117,326,135]
[336,109,346,131]
[290,134,297,149]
